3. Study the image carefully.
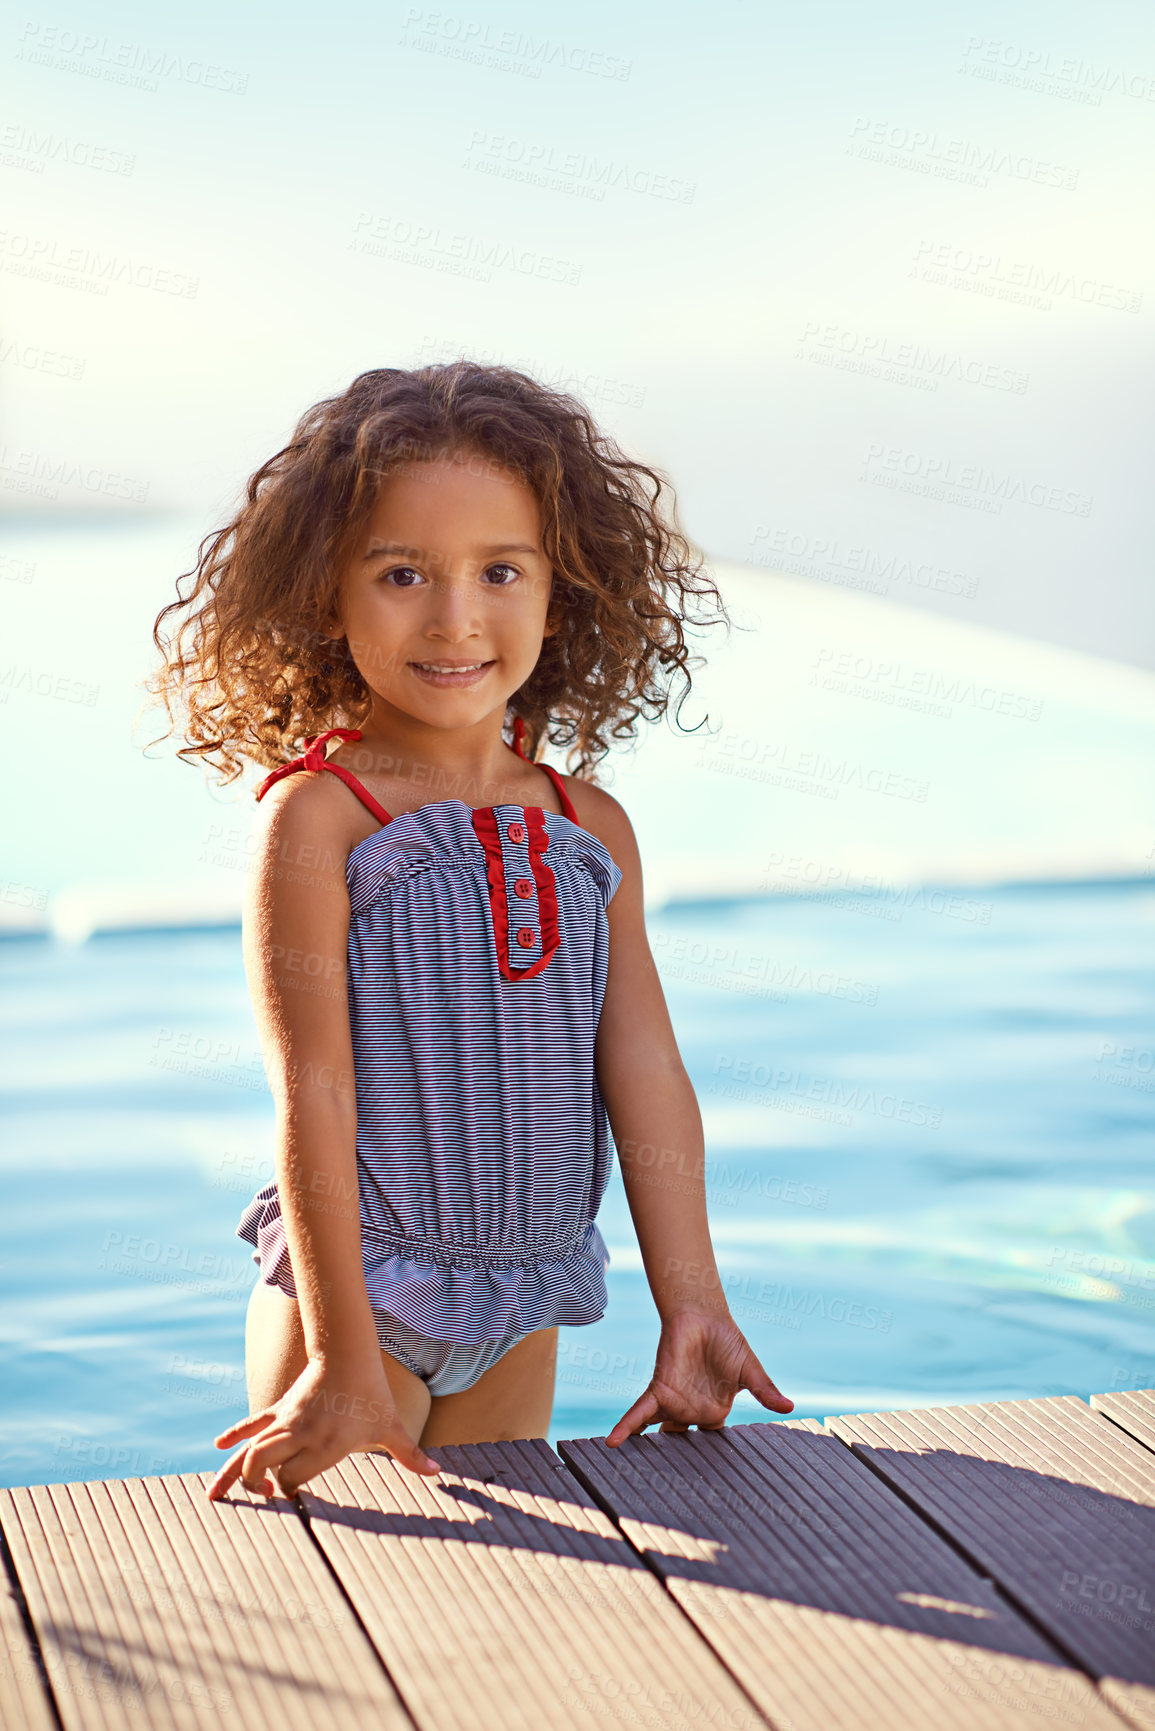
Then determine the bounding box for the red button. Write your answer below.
[513,878,534,899]
[516,927,537,948]
[506,822,526,844]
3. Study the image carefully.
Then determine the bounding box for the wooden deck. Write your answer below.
[2,1390,1153,1731]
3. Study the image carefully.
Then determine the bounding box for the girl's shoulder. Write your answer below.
[560,778,641,893]
[251,763,380,874]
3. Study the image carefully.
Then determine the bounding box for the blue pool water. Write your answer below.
[1,878,1152,1488]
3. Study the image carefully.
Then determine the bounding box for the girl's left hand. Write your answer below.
[605,1307,793,1445]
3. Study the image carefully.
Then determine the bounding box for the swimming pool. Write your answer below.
[1,877,1152,1487]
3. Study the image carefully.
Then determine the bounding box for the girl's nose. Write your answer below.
[423,574,485,640]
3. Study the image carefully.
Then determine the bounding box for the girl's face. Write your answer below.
[333,446,555,737]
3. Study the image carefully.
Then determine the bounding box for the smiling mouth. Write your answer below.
[409,659,495,685]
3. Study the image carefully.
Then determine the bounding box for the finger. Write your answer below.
[216,1441,279,1502]
[225,1434,322,1503]
[206,1443,274,1503]
[606,1388,661,1448]
[372,1419,441,1479]
[206,1445,247,1502]
[270,1449,314,1499]
[658,1420,690,1434]
[271,1446,341,1500]
[214,1408,279,1449]
[235,1430,310,1497]
[742,1355,794,1414]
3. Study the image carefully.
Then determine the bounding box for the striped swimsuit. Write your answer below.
[236,722,622,1396]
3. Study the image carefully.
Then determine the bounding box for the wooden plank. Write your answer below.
[299,1439,768,1731]
[0,1531,59,1731]
[826,1395,1155,1731]
[0,1474,412,1731]
[1091,1390,1155,1455]
[560,1421,1124,1731]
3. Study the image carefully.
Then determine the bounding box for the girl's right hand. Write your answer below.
[206,1357,441,1501]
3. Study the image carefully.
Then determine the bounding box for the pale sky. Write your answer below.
[2,0,1152,674]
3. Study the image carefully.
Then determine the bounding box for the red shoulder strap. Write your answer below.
[256,728,393,825]
[258,719,574,828]
[510,714,579,823]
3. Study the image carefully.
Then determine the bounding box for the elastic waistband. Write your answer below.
[360,1222,589,1270]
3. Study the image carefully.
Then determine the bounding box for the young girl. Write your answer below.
[151,361,793,1500]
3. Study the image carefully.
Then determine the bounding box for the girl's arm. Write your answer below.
[576,785,794,1441]
[208,774,439,1498]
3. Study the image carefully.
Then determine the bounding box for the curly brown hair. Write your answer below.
[149,360,728,783]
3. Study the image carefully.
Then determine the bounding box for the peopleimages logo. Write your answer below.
[810,647,1044,722]
[911,239,1142,315]
[351,213,582,286]
[16,21,249,93]
[861,443,1093,516]
[399,9,632,80]
[0,339,85,380]
[796,323,1028,395]
[751,525,979,599]
[464,130,694,203]
[699,732,930,804]
[847,116,1079,189]
[959,36,1155,104]
[0,230,199,297]
[0,122,135,175]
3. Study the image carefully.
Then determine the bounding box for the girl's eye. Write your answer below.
[482,563,519,585]
[382,565,425,587]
